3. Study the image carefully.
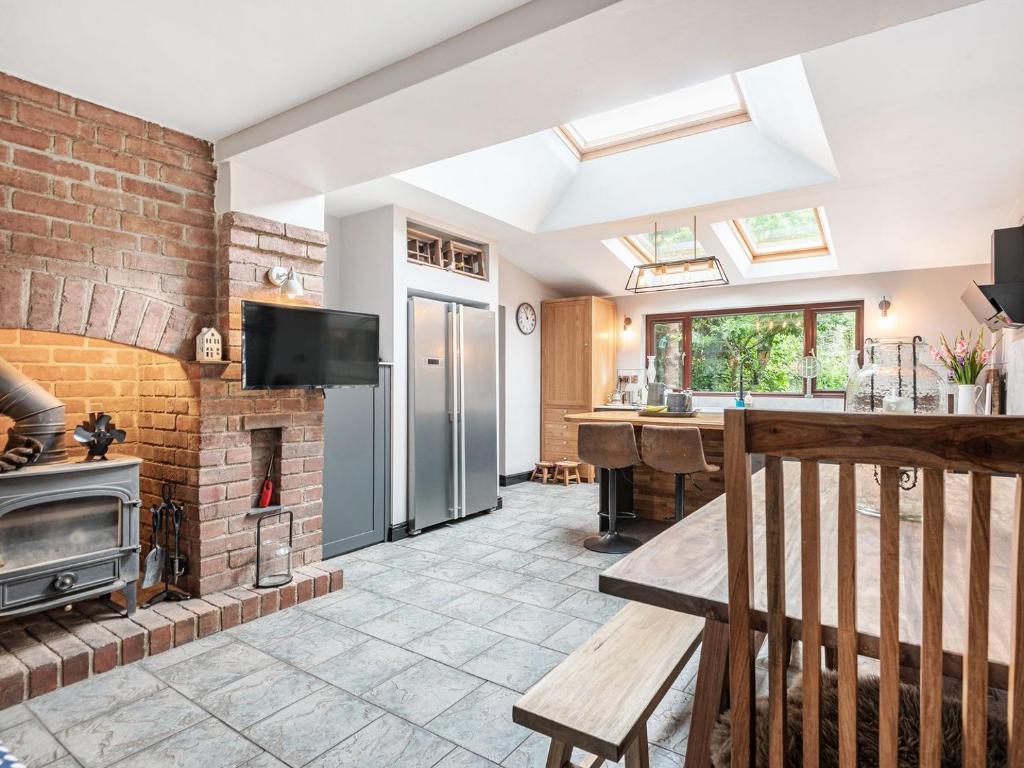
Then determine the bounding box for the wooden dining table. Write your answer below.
[599,460,1020,768]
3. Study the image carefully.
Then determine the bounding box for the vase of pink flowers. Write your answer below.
[929,329,992,415]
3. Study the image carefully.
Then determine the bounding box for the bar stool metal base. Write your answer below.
[583,531,642,554]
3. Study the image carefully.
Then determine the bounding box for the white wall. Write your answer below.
[498,257,561,476]
[324,209,396,351]
[216,160,326,230]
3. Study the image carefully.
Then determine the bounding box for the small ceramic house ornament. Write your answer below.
[196,327,222,362]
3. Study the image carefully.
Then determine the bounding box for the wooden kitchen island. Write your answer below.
[565,410,744,520]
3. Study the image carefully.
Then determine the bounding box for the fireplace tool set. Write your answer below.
[141,482,191,606]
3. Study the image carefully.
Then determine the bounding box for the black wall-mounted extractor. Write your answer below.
[962,223,1024,329]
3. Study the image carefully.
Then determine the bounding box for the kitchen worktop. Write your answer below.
[564,409,726,429]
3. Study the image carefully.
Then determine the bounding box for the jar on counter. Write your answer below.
[845,336,947,415]
[845,336,947,521]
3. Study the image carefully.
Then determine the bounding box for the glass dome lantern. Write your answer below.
[845,336,947,415]
[844,336,948,521]
[255,510,293,588]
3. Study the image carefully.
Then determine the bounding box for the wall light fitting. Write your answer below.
[267,266,289,287]
[267,266,304,299]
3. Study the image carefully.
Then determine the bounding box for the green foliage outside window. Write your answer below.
[740,209,821,251]
[691,312,803,392]
[814,311,857,390]
[650,306,858,393]
[631,226,704,261]
[652,320,685,387]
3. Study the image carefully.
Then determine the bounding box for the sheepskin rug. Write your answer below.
[709,670,1008,767]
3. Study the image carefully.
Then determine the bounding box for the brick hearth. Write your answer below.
[0,71,330,597]
[0,561,343,709]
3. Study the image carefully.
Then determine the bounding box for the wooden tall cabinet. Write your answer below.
[540,296,617,481]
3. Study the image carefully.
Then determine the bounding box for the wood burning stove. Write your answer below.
[0,457,141,617]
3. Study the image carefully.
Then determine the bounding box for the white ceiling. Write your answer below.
[229,0,976,191]
[0,0,531,139]
[382,57,837,233]
[5,0,1013,299]
[328,0,1024,296]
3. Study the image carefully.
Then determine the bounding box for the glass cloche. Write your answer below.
[845,337,947,415]
[845,337,948,521]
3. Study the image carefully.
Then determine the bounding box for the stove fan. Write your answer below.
[74,412,126,460]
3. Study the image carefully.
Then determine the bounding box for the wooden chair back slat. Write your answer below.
[963,472,992,767]
[800,459,822,768]
[878,465,902,768]
[742,410,1024,474]
[836,462,858,768]
[1010,476,1024,768]
[764,455,788,768]
[724,409,1024,768]
[724,413,756,768]
[919,468,945,768]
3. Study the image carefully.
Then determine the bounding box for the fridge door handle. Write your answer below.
[458,306,467,518]
[449,305,460,518]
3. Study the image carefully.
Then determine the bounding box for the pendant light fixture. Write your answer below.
[625,216,729,293]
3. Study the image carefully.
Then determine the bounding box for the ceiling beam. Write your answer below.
[216,0,623,161]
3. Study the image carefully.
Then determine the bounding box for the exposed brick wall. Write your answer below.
[0,72,330,597]
[0,329,200,590]
[0,71,216,357]
[190,213,327,594]
[0,329,146,448]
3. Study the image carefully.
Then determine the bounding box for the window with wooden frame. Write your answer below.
[556,75,749,161]
[645,300,863,395]
[621,225,706,264]
[730,207,830,262]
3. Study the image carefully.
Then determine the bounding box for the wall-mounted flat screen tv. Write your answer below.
[242,301,379,389]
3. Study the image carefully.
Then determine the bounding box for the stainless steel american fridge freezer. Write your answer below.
[408,296,498,531]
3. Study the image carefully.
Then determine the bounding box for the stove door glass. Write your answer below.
[0,496,121,572]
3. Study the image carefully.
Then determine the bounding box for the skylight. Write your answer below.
[622,226,705,263]
[558,75,747,160]
[731,207,830,262]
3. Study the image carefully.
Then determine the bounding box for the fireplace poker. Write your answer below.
[170,500,188,589]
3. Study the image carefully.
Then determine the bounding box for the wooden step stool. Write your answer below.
[513,602,703,767]
[531,461,556,483]
[553,461,581,486]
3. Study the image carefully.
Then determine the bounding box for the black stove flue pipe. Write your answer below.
[0,356,67,470]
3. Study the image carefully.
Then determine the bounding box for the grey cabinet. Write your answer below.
[322,366,391,557]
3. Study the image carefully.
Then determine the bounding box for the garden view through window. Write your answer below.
[623,225,705,263]
[649,302,861,394]
[731,207,830,261]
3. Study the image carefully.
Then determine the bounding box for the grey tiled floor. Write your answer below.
[1,481,704,768]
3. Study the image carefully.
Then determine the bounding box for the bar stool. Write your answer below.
[577,423,642,553]
[640,425,719,522]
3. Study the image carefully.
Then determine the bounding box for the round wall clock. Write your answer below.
[515,302,537,335]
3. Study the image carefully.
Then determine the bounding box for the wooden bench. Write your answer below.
[513,602,703,767]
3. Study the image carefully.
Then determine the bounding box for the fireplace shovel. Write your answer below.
[141,495,167,588]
